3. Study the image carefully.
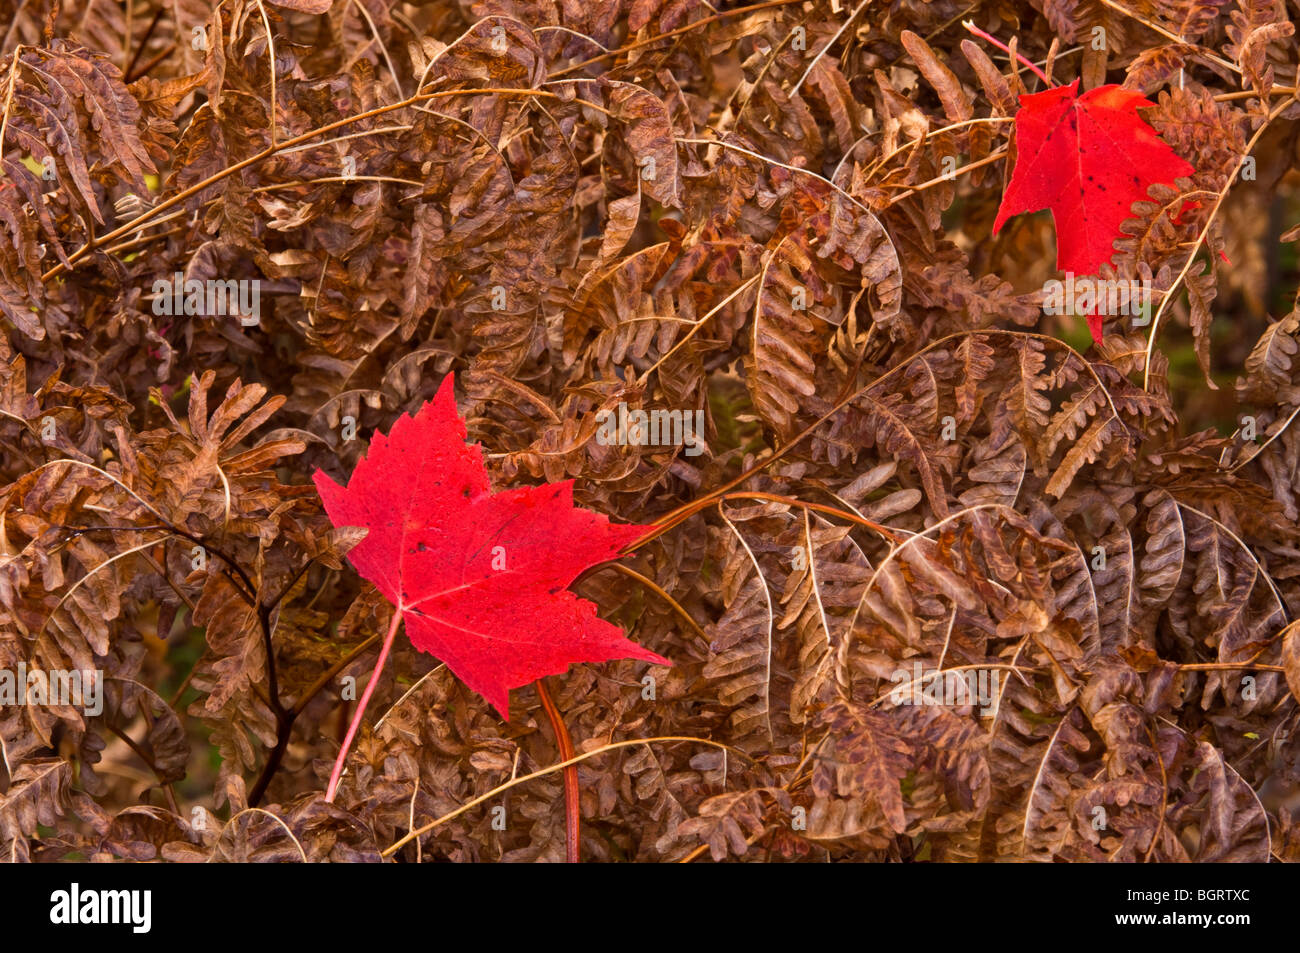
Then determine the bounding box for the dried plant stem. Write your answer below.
[637,270,761,383]
[123,7,164,82]
[601,562,709,643]
[348,0,404,99]
[635,492,901,553]
[291,632,382,718]
[42,87,579,284]
[1142,722,1169,863]
[253,2,278,146]
[48,510,304,807]
[860,116,1015,180]
[676,137,884,228]
[1096,0,1241,77]
[536,679,580,862]
[214,808,308,863]
[886,149,1007,206]
[1177,662,1285,673]
[0,46,24,167]
[789,0,870,97]
[382,736,746,857]
[680,825,771,863]
[324,607,403,802]
[1142,90,1297,389]
[1215,87,1297,102]
[547,0,805,79]
[637,330,1114,553]
[125,42,175,83]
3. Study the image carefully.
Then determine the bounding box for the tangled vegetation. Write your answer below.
[1,0,1299,862]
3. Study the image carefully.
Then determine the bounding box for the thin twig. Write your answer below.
[382,736,747,857]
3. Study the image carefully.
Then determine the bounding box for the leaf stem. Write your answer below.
[536,679,580,862]
[961,21,1051,86]
[325,607,403,802]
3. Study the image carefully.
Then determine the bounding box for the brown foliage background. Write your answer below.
[2,0,1300,862]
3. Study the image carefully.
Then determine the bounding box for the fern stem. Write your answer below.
[384,736,747,857]
[547,0,805,79]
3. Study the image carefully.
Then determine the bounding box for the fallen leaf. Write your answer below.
[994,80,1194,341]
[313,374,669,717]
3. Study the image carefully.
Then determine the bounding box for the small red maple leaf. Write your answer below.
[994,80,1194,274]
[313,374,669,721]
[993,80,1194,341]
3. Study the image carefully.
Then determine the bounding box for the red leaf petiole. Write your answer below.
[325,605,403,802]
[537,679,580,862]
[961,21,1053,87]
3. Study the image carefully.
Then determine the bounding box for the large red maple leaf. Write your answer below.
[993,80,1194,337]
[313,374,668,720]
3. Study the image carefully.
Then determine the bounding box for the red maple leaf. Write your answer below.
[313,374,668,721]
[993,80,1194,340]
